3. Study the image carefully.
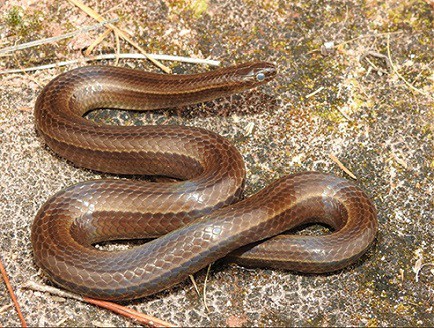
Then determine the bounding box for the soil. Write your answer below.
[1,0,433,326]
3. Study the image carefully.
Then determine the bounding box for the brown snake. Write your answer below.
[31,62,378,301]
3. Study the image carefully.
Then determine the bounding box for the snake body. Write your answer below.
[31,62,378,300]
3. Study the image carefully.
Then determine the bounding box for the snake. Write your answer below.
[31,62,378,301]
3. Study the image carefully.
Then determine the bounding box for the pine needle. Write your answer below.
[0,255,27,327]
[23,281,174,327]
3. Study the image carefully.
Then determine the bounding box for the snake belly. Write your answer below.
[31,62,378,301]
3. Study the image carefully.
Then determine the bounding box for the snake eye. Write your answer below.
[256,72,265,81]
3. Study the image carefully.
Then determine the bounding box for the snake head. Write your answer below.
[234,62,277,85]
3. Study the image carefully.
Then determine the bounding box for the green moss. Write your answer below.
[189,0,208,18]
[164,0,209,19]
[6,6,24,28]
[5,6,44,39]
[386,0,433,31]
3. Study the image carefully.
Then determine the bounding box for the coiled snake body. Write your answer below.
[31,62,377,300]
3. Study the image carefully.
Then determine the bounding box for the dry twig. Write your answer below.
[360,51,391,75]
[0,255,27,327]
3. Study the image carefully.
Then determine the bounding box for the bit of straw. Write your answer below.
[0,18,118,55]
[189,274,201,297]
[189,265,212,313]
[202,264,211,313]
[386,34,432,98]
[68,0,171,73]
[84,28,112,57]
[0,53,220,75]
[305,86,324,99]
[329,153,357,179]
